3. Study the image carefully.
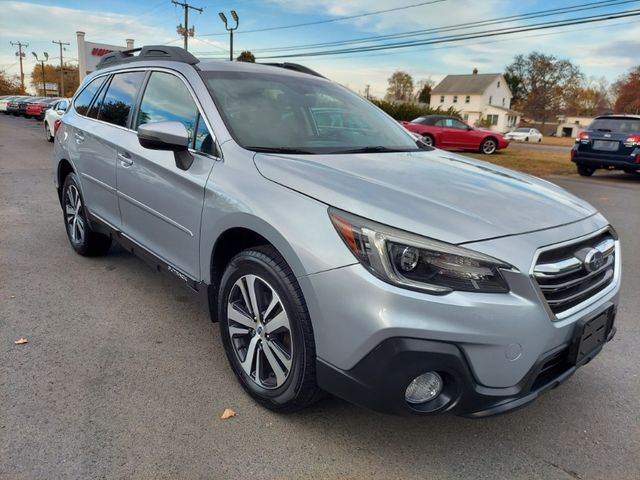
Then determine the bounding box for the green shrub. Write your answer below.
[369,99,460,121]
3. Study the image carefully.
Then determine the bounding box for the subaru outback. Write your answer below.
[52,46,620,417]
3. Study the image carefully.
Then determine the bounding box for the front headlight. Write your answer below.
[329,208,512,294]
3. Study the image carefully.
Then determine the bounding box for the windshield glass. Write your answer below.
[200,70,419,154]
[590,118,640,134]
[513,128,529,132]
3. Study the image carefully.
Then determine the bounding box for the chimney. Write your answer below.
[472,68,478,75]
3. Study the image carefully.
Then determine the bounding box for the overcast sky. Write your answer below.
[1,0,638,96]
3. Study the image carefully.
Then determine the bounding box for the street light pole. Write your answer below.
[32,52,49,96]
[218,10,239,61]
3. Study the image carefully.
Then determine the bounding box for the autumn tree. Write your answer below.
[505,52,583,124]
[30,63,58,95]
[386,70,414,102]
[564,76,612,117]
[236,51,255,62]
[0,70,22,95]
[613,66,640,114]
[415,78,434,104]
[29,63,79,97]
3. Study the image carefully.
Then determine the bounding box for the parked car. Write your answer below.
[572,114,640,176]
[43,98,70,142]
[1,95,25,114]
[505,127,543,142]
[26,97,61,120]
[402,115,509,154]
[53,46,620,417]
[8,96,45,116]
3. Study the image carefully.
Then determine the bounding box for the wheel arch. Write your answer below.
[56,158,76,206]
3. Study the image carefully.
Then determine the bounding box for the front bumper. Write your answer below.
[317,312,616,417]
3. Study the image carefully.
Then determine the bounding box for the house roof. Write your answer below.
[432,73,502,94]
[485,104,522,116]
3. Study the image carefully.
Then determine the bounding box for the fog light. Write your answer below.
[405,371,443,404]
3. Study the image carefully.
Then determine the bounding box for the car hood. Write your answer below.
[254,149,597,244]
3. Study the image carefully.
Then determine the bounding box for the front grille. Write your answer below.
[533,230,616,317]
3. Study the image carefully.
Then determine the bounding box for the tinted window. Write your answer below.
[136,72,198,141]
[97,71,145,127]
[74,76,107,116]
[590,118,640,134]
[87,80,108,119]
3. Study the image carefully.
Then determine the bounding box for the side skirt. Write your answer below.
[87,211,211,305]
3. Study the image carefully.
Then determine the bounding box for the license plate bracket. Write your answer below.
[569,308,614,366]
[592,140,619,151]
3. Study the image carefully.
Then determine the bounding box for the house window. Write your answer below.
[489,96,492,105]
[487,114,499,126]
[497,81,500,88]
[465,95,470,103]
[453,95,458,103]
[502,98,505,106]
[440,95,444,103]
[463,113,469,121]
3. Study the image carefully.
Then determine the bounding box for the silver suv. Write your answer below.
[52,46,620,417]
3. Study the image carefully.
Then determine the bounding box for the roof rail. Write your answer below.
[96,45,200,70]
[262,62,326,79]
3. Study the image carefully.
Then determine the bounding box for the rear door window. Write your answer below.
[73,76,107,116]
[97,71,146,128]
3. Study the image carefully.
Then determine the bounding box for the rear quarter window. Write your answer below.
[73,76,108,116]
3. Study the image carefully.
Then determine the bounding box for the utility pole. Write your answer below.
[172,0,202,51]
[52,40,70,96]
[32,52,49,96]
[10,41,28,93]
[218,10,239,61]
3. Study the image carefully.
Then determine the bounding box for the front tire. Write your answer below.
[577,165,595,177]
[61,173,112,256]
[421,134,434,147]
[480,138,497,155]
[218,246,322,412]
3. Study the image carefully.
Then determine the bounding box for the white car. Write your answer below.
[505,128,543,142]
[0,95,23,113]
[43,98,70,142]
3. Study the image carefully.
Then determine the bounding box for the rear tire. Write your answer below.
[218,245,322,413]
[45,122,53,142]
[61,173,112,256]
[577,165,595,177]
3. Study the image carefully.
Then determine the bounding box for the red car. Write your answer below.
[26,98,60,120]
[402,115,509,154]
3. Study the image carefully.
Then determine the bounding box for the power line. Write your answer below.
[9,41,28,93]
[172,0,203,50]
[52,40,70,96]
[198,0,447,36]
[257,8,640,59]
[250,0,637,54]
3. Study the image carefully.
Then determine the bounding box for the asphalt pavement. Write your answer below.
[1,114,639,480]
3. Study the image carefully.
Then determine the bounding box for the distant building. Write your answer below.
[556,115,594,138]
[76,31,134,81]
[429,69,521,132]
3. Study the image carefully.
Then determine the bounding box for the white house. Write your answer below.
[429,69,521,132]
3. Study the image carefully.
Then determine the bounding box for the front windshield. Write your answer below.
[513,128,529,132]
[201,70,420,154]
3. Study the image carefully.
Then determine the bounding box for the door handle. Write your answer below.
[118,152,134,167]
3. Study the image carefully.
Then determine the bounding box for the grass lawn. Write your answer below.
[464,148,576,176]
[541,136,575,147]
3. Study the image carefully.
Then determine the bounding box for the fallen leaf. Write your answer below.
[14,338,28,345]
[221,408,236,419]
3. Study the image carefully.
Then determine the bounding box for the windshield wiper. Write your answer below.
[329,146,416,154]
[246,146,315,154]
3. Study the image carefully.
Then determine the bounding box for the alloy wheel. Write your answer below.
[64,185,85,245]
[422,135,433,147]
[227,274,293,390]
[482,139,497,154]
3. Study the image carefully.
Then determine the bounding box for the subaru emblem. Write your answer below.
[584,248,605,272]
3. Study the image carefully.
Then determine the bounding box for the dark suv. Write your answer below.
[572,114,640,176]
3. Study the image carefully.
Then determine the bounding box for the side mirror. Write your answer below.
[138,121,193,170]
